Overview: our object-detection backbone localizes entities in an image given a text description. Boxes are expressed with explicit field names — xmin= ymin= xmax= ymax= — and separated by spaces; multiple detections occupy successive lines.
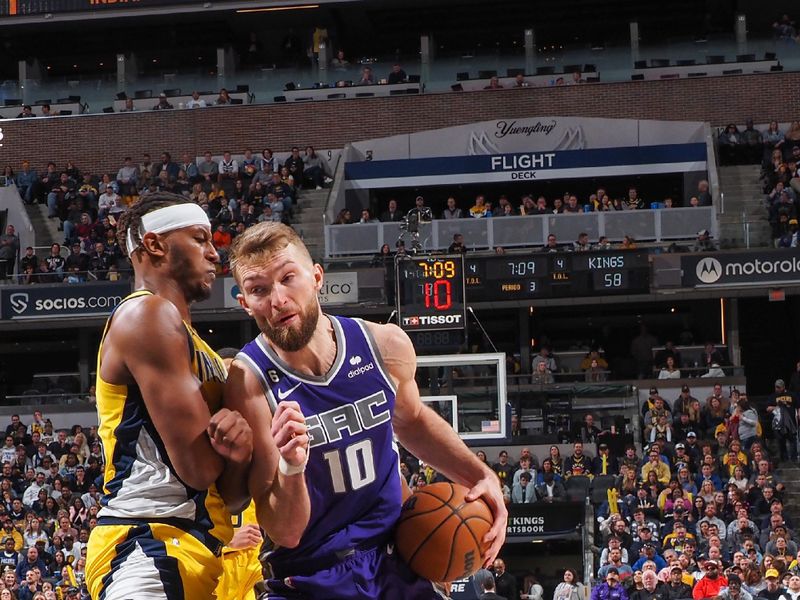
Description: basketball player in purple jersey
xmin=223 ymin=223 xmax=507 ymax=600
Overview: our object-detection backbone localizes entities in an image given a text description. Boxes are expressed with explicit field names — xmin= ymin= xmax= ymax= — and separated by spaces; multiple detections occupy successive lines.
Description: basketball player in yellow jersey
xmin=85 ymin=193 xmax=310 ymax=600
xmin=215 ymin=348 xmax=264 ymax=600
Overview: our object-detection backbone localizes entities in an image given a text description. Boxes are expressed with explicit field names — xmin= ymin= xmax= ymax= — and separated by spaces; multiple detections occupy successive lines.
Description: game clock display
xmin=396 ymin=255 xmax=467 ymax=332
xmin=463 ymin=251 xmax=650 ymax=301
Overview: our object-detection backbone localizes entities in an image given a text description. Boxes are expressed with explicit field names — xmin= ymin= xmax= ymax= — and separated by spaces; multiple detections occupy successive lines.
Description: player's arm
xmin=221 ymin=360 xmax=310 ymax=548
xmin=109 ymin=296 xmax=247 ymax=491
xmin=367 ymin=321 xmax=508 ymax=566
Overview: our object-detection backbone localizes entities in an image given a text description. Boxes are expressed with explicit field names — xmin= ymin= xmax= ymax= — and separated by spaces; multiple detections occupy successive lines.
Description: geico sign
xmin=318 ymin=282 xmax=352 ymax=295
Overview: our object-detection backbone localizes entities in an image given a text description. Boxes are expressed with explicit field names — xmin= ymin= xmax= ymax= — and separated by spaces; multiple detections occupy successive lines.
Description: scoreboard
xmin=396 ymin=255 xmax=467 ymax=332
xmin=464 ymin=251 xmax=650 ymax=301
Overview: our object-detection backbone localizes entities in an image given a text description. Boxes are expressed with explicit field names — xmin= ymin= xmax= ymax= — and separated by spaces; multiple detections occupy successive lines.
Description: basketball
xmin=395 ymin=482 xmax=493 ymax=582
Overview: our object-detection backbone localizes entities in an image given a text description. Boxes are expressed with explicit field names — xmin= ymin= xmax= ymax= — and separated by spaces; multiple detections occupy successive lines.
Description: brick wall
xmin=1 ymin=71 xmax=799 ymax=175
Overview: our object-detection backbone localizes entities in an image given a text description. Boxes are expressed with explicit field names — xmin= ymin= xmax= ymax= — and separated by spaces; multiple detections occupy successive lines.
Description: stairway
xmin=24 ymin=201 xmax=61 ymax=249
xmin=292 ymin=188 xmax=329 ymax=262
xmin=717 ymin=165 xmax=772 ymax=249
xmin=775 ymin=462 xmax=800 ymax=525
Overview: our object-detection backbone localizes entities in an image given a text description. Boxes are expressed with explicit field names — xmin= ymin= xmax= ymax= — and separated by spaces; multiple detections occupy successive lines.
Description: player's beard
xmin=259 ymin=295 xmax=320 ymax=352
xmin=169 ymin=243 xmax=213 ymax=303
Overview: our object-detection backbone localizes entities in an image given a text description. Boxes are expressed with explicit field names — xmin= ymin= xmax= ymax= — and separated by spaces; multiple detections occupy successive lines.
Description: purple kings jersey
xmin=237 ymin=315 xmax=402 ymax=571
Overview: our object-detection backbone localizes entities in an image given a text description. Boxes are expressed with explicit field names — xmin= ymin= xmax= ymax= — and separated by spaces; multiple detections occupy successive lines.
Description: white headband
xmin=126 ymin=203 xmax=211 ymax=254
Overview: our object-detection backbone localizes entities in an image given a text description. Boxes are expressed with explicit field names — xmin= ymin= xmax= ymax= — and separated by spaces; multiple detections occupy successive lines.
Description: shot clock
xmin=396 ymin=255 xmax=467 ymax=333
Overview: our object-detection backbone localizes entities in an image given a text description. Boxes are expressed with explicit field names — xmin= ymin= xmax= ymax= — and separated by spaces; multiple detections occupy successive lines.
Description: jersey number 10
xmin=322 ymin=439 xmax=376 ymax=493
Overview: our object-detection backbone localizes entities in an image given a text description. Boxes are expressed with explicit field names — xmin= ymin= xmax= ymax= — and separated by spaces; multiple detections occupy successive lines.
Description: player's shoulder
xmin=109 ymin=294 xmax=185 ymax=346
xmin=360 ymin=320 xmax=412 ymax=353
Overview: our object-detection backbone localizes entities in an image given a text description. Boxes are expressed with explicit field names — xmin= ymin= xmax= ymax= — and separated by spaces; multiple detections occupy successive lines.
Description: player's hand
xmin=228 ymin=523 xmax=263 ymax=550
xmin=271 ymin=401 xmax=309 ymax=468
xmin=465 ymin=474 xmax=508 ymax=567
xmin=208 ymin=408 xmax=253 ymax=465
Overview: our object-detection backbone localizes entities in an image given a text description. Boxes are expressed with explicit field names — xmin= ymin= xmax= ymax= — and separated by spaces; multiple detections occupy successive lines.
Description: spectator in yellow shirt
xmin=641 ymin=449 xmax=671 ymax=485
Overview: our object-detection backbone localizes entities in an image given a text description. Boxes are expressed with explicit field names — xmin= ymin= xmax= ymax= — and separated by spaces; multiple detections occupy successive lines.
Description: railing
xmin=325 ymin=207 xmax=716 ymax=256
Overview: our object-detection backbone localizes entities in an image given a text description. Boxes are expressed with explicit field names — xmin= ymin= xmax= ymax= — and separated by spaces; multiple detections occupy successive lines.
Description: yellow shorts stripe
xmin=86 ymin=523 xmax=223 ymax=600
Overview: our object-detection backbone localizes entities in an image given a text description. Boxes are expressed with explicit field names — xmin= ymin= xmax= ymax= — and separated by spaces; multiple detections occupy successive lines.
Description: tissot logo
xmin=9 ymin=293 xmax=28 ymax=314
xmin=696 ymin=257 xmax=723 ymax=284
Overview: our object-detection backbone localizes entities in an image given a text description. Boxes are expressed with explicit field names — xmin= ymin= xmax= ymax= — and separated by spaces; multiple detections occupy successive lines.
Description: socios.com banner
xmin=0 ymin=282 xmax=130 ymax=320
xmin=682 ymin=249 xmax=800 ymax=287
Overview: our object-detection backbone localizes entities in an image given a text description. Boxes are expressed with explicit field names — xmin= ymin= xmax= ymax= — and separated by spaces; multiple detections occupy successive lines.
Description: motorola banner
xmin=682 ymin=250 xmax=800 ymax=287
xmin=0 ymin=282 xmax=129 ymax=320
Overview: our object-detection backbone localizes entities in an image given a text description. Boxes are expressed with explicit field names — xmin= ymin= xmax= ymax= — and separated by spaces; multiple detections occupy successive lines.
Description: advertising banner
xmin=0 ymin=282 xmax=129 ymax=320
xmin=681 ymin=250 xmax=800 ymax=287
xmin=505 ymin=502 xmax=584 ymax=543
xmin=223 ymin=273 xmax=359 ymax=308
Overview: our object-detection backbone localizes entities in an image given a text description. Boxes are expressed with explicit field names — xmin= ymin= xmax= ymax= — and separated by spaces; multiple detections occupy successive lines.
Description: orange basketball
xmin=395 ymin=482 xmax=493 ymax=582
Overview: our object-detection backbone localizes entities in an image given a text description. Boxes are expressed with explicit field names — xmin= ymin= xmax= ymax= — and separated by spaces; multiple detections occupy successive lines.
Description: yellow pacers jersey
xmin=217 ymin=502 xmax=263 ymax=600
xmin=95 ymin=290 xmax=233 ymax=547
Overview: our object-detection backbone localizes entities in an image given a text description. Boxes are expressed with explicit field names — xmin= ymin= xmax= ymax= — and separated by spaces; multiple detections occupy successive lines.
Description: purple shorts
xmin=266 ymin=544 xmax=443 ymax=600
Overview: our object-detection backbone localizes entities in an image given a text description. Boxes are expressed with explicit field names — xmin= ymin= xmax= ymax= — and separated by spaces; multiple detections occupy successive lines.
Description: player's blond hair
xmin=229 ymin=222 xmax=313 ymax=284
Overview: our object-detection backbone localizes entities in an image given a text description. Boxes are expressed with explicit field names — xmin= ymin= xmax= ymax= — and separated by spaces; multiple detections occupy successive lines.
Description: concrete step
xmin=24 ymin=202 xmax=61 ymax=248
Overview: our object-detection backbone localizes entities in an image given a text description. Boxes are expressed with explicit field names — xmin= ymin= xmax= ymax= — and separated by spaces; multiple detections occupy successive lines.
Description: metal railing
xmin=325 ymin=207 xmax=717 ymax=256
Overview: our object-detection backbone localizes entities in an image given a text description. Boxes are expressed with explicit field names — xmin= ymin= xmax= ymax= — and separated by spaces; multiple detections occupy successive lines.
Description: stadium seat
xmin=68 ymin=95 xmax=81 ymax=102
xmin=229 ymin=98 xmax=243 ymax=104
xmin=563 ymin=64 xmax=582 ymax=73
xmin=536 ymin=66 xmax=555 ymax=75
xmin=4 ymin=99 xmax=21 ymax=106
xmin=34 ymin=99 xmax=51 ymax=105
xmin=408 ymin=74 xmax=421 ymax=83
xmin=456 ymin=72 xmax=470 ymax=81
xmin=651 ymin=58 xmax=670 ymax=67
xmin=102 ymin=107 xmax=114 ymax=113
xmin=451 ymin=84 xmax=464 ymax=91
xmin=583 ymin=64 xmax=597 ymax=72
xmin=765 ymin=52 xmax=777 ymax=61
xmin=634 ymin=60 xmax=647 ymax=69
xmin=706 ymin=55 xmax=725 ymax=64
xmin=478 ymin=70 xmax=497 ymax=79
xmin=163 ymin=88 xmax=181 ymax=96
xmin=565 ymin=475 xmax=591 ymax=501
xmin=56 ymin=98 xmax=72 ymax=104
xmin=116 ymin=91 xmax=128 ymax=100
xmin=235 ymin=84 xmax=250 ymax=93
xmin=736 ymin=54 xmax=755 ymax=62
xmin=133 ymin=89 xmax=153 ymax=99
xmin=506 ymin=68 xmax=525 ymax=77
xmin=591 ymin=475 xmax=616 ymax=504
xmin=676 ymin=59 xmax=696 ymax=66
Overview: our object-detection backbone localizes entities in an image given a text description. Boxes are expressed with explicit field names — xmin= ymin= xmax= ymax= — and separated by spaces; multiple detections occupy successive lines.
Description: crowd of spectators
xmin=755 ymin=122 xmax=800 ymax=246
xmin=0 ymin=411 xmax=103 ymax=599
xmin=359 ymin=185 xmax=714 ymax=225
xmin=2 ymin=146 xmax=330 ymax=282
xmin=449 ymin=369 xmax=800 ymax=600
xmin=582 ymin=377 xmax=800 ymax=600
